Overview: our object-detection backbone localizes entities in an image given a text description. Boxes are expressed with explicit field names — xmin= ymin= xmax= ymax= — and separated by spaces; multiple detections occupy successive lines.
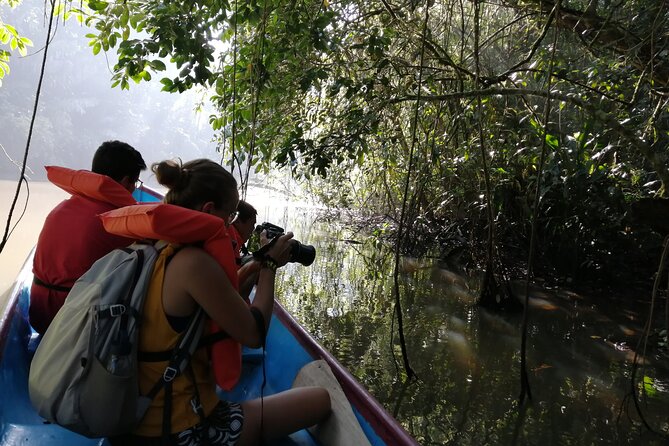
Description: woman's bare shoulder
xmin=168 ymin=245 xmax=219 ymax=273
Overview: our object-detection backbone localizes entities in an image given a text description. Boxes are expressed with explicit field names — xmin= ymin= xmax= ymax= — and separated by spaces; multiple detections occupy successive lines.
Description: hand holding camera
xmin=254 ymin=222 xmax=316 ymax=267
xmin=266 ymin=232 xmax=294 ymax=267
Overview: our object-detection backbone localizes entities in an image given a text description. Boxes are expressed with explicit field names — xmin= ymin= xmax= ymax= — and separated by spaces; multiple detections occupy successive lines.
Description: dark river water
xmin=249 ymin=193 xmax=668 ymax=445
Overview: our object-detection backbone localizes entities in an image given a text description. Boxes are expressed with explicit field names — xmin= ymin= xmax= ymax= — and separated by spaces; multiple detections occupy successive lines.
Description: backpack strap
xmin=162 ymin=379 xmax=173 ymax=444
xmin=156 ymin=364 xmax=209 ymax=445
xmin=137 ymin=323 xmax=231 ymax=362
xmin=115 ymin=247 xmax=145 ymax=354
xmin=184 ymin=364 xmax=209 ymax=445
xmin=135 ymin=308 xmax=206 ymax=430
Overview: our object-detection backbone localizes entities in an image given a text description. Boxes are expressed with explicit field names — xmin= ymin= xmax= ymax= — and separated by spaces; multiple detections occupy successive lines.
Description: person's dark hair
xmin=153 ymin=159 xmax=237 ymax=210
xmin=236 ymin=200 xmax=257 ymax=222
xmin=91 ymin=140 xmax=146 ymax=182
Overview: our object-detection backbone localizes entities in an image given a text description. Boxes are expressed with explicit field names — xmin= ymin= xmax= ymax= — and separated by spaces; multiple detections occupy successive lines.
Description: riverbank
xmin=0 ymin=180 xmax=67 ymax=311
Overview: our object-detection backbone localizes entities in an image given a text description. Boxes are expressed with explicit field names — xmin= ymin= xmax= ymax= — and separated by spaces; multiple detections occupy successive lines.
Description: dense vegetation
xmin=2 ymin=1 xmax=667 ymax=441
xmin=3 ymin=0 xmax=668 ymax=294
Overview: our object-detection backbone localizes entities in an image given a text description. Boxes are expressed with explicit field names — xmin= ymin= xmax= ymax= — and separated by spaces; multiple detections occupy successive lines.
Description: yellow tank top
xmin=134 ymin=244 xmax=220 ymax=436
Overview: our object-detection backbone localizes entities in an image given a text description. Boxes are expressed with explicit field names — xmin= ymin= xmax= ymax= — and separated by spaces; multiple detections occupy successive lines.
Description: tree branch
xmin=390 ymin=87 xmax=669 ymax=192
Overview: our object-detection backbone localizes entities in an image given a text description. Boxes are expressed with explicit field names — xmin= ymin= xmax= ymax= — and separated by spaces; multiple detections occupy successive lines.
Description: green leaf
xmin=87 ymin=0 xmax=109 ymax=12
xmin=0 ymin=31 xmax=10 ymax=45
xmin=150 ymin=60 xmax=166 ymax=71
xmin=120 ymin=10 xmax=129 ymax=27
xmin=545 ymin=134 xmax=559 ymax=149
xmin=642 ymin=376 xmax=657 ymax=397
xmin=0 ymin=61 xmax=10 ymax=76
xmin=4 ymin=24 xmax=18 ymax=37
xmin=129 ymin=14 xmax=142 ymax=28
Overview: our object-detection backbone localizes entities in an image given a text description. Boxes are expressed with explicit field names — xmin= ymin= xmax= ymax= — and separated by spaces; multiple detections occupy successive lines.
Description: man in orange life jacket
xmin=29 ymin=141 xmax=146 ymax=335
xmin=229 ymin=199 xmax=257 ymax=260
xmin=229 ymin=199 xmax=265 ymax=300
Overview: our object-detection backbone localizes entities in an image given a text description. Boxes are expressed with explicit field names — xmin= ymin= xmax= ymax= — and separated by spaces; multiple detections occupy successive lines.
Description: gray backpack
xmin=28 ymin=242 xmax=205 ymax=438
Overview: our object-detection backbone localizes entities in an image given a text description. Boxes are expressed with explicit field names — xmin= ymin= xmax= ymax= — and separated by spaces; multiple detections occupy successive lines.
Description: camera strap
xmin=251 ymin=236 xmax=278 ymax=261
xmin=249 ymin=305 xmax=267 ymax=443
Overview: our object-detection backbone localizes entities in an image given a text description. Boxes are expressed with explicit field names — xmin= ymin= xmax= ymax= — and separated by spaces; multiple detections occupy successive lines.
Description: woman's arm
xmin=237 ymin=259 xmax=262 ymax=301
xmin=162 ymin=234 xmax=294 ymax=347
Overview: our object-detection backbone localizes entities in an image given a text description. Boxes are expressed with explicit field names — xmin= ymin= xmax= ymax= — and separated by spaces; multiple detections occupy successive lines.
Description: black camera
xmin=255 ymin=222 xmax=316 ymax=266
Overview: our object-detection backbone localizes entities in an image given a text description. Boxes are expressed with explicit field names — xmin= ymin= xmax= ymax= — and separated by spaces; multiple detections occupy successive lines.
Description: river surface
xmin=251 ymin=193 xmax=669 ymax=445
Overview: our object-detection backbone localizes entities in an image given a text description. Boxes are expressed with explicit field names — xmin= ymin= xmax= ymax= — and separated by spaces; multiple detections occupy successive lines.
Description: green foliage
xmin=0 ymin=1 xmax=33 ymax=87
xmin=20 ymin=0 xmax=669 ymax=282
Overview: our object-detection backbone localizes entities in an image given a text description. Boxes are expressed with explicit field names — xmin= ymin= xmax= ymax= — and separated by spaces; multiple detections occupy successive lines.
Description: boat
xmin=0 ymin=185 xmax=418 ymax=446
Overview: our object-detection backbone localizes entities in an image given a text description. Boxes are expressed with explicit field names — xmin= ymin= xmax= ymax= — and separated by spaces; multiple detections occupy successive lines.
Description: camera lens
xmin=290 ymin=240 xmax=316 ymax=266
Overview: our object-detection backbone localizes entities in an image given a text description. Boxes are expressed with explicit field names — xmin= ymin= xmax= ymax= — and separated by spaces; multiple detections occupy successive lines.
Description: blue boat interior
xmin=0 ymin=272 xmax=323 ymax=445
xmin=0 ymin=189 xmax=383 ymax=446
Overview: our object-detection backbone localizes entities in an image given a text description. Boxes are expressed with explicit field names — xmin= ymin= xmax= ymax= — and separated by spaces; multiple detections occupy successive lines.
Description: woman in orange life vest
xmin=115 ymin=159 xmax=331 ymax=446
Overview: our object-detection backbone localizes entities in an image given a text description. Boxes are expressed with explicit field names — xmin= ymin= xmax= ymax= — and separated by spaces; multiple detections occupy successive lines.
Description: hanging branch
xmin=241 ymin=0 xmax=269 ymax=199
xmin=222 ymin=0 xmax=243 ymax=184
xmin=525 ymin=0 xmax=669 ymax=87
xmin=0 ymin=0 xmax=56 ymax=255
xmin=626 ymin=234 xmax=669 ymax=437
xmin=391 ymin=87 xmax=669 ymax=193
xmin=483 ymin=4 xmax=559 ymax=86
xmin=518 ymin=0 xmax=562 ymax=406
xmin=472 ymin=0 xmax=500 ymax=310
xmin=390 ymin=0 xmax=432 ymax=382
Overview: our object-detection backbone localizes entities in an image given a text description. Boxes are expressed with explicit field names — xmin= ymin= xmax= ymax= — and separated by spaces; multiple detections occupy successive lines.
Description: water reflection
xmin=253 ymin=198 xmax=668 ymax=445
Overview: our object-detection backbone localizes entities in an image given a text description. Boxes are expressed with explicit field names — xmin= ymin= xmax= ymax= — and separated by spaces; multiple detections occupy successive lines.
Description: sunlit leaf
xmin=642 ymin=376 xmax=657 ymax=397
xmin=545 ymin=134 xmax=559 ymax=149
xmin=88 ymin=0 xmax=109 ymax=12
xmin=4 ymin=24 xmax=18 ymax=37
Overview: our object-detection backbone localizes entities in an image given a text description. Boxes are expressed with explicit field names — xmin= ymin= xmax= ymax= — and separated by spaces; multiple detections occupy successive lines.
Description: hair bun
xmin=152 ymin=158 xmax=237 ymax=211
xmin=152 ymin=159 xmax=187 ymax=190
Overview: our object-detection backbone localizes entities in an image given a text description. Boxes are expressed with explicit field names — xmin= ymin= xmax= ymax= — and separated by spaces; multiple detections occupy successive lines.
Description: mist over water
xmin=0 ymin=0 xmax=219 ymax=184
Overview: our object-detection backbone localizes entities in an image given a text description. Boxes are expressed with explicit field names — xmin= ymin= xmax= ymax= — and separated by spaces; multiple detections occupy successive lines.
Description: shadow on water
xmin=263 ymin=205 xmax=669 ymax=445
